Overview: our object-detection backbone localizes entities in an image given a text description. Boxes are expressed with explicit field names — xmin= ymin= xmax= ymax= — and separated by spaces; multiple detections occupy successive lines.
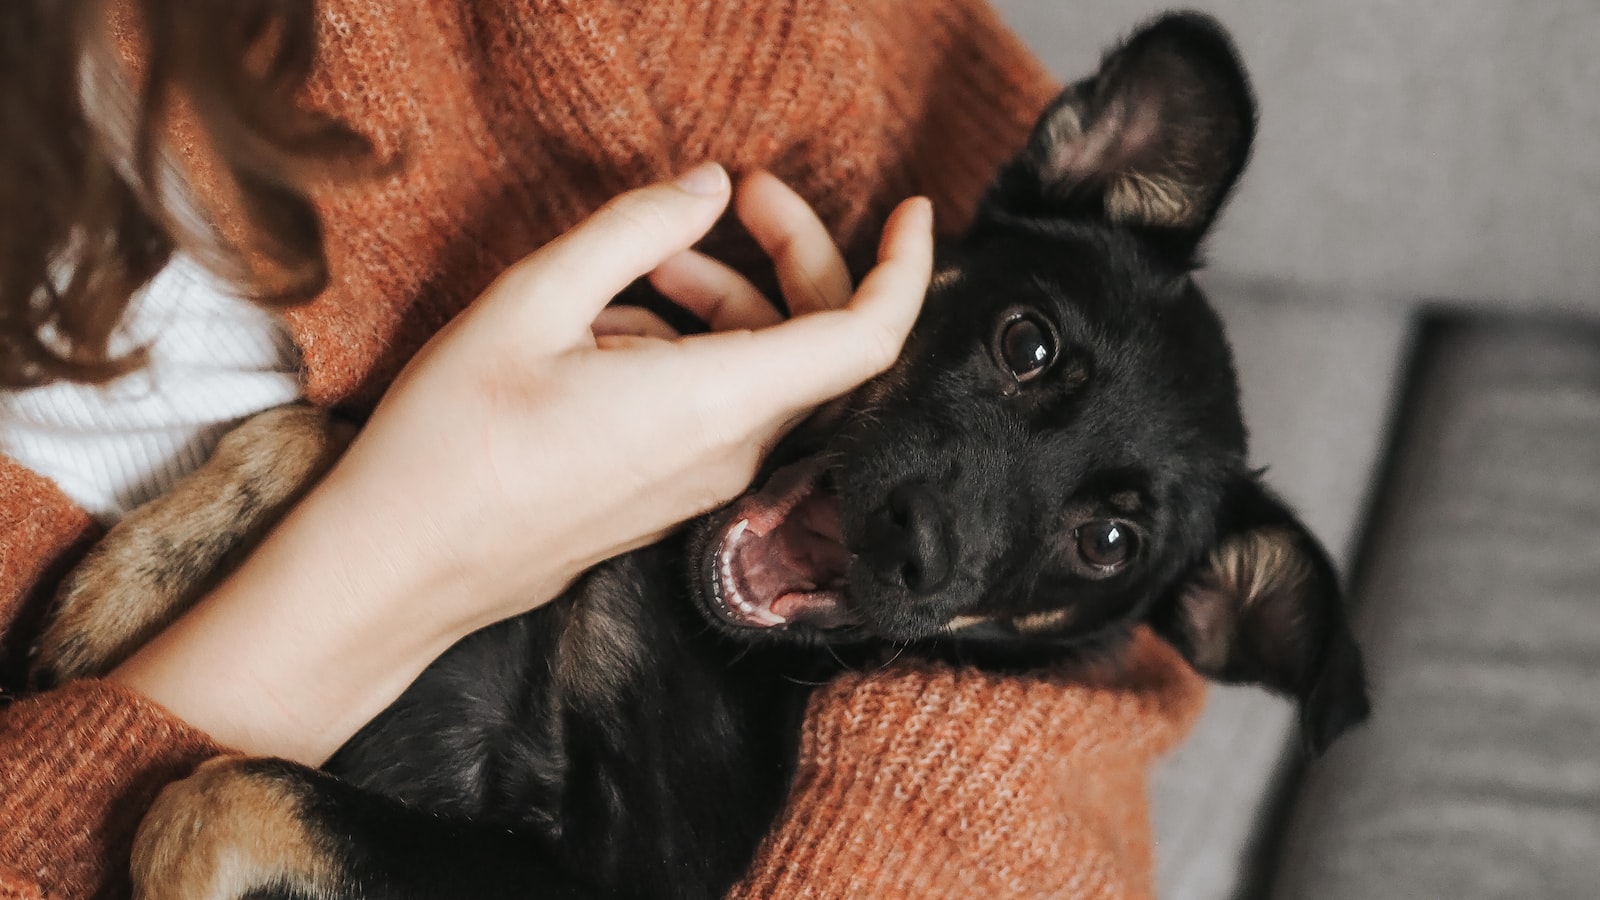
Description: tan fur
xmin=1035 ymin=102 xmax=1088 ymax=187
xmin=1104 ymin=171 xmax=1195 ymax=229
xmin=947 ymin=609 xmax=1075 ymax=635
xmin=1181 ymin=528 xmax=1309 ymax=671
xmin=945 ymin=614 xmax=991 ymax=631
xmin=1010 ymin=607 xmax=1075 ymax=634
xmin=1179 ymin=586 xmax=1232 ymax=672
xmin=1211 ymin=528 xmax=1309 ymax=611
xmin=1108 ymin=491 xmax=1142 ymax=513
xmin=31 ymin=405 xmax=355 ymax=683
xmin=1036 ymin=94 xmax=1197 ymax=228
xmin=131 ymin=758 xmax=344 ymax=900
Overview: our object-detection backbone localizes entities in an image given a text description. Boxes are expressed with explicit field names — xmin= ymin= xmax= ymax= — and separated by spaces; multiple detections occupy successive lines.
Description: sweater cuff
xmin=0 ymin=679 xmax=222 ymax=900
xmin=730 ymin=630 xmax=1205 ymax=899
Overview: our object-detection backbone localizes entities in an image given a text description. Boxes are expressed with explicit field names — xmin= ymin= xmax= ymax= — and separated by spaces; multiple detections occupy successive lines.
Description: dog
xmin=32 ymin=12 xmax=1369 ymax=899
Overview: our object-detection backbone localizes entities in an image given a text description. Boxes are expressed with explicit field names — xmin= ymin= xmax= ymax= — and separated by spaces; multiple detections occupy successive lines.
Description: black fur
xmin=221 ymin=14 xmax=1368 ymax=899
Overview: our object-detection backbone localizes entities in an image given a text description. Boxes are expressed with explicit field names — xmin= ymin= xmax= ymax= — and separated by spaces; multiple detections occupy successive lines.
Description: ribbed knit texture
xmin=0 ymin=3 xmax=1210 ymax=898
xmin=730 ymin=630 xmax=1205 ymax=899
xmin=0 ymin=681 xmax=219 ymax=900
xmin=273 ymin=0 xmax=1061 ymax=408
xmin=0 ymin=255 xmax=302 ymax=524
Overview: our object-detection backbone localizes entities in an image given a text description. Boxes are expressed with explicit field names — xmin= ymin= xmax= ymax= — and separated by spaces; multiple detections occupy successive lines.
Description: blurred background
xmin=990 ymin=2 xmax=1600 ymax=898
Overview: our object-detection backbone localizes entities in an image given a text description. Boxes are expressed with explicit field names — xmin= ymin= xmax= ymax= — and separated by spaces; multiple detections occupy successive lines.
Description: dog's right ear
xmin=1150 ymin=475 xmax=1370 ymax=756
xmin=980 ymin=11 xmax=1257 ymax=262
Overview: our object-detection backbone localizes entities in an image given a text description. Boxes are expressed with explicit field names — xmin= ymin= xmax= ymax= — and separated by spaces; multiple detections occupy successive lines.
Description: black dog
xmin=40 ymin=12 xmax=1368 ymax=900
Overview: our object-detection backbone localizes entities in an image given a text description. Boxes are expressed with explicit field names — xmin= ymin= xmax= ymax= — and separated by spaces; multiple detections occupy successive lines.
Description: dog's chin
xmin=694 ymin=455 xmax=863 ymax=637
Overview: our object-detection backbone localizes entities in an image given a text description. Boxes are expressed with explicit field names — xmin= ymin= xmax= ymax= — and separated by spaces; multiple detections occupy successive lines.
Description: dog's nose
xmin=862 ymin=483 xmax=954 ymax=594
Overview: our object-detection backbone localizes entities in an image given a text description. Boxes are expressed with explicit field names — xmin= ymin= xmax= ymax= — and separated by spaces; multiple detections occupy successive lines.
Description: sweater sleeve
xmin=0 ymin=683 xmax=222 ymax=900
xmin=859 ymin=0 xmax=1063 ymax=235
xmin=730 ymin=630 xmax=1207 ymax=899
xmin=0 ymin=458 xmax=222 ymax=900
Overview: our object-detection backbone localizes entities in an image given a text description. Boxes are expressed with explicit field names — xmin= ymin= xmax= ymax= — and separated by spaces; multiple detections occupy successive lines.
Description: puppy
xmin=33 ymin=12 xmax=1368 ymax=900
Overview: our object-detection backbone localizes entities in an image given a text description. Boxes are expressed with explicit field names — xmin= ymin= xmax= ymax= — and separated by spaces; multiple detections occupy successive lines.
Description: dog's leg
xmin=133 ymin=757 xmax=589 ymax=900
xmin=30 ymin=405 xmax=354 ymax=684
xmin=130 ymin=757 xmax=352 ymax=900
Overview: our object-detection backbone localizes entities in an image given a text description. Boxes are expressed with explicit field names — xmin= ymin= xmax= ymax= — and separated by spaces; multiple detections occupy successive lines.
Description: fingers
xmin=848 ymin=195 xmax=936 ymax=352
xmin=649 ymin=251 xmax=784 ymax=331
xmin=735 ymin=171 xmax=853 ymax=316
xmin=647 ymin=171 xmax=855 ymax=333
xmin=591 ymin=305 xmax=680 ymax=341
xmin=701 ymin=196 xmax=933 ymax=414
xmin=487 ymin=163 xmax=733 ymax=343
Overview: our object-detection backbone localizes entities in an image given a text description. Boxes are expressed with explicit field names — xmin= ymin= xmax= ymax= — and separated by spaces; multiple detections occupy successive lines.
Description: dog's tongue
xmin=770 ymin=589 xmax=856 ymax=628
xmin=714 ymin=458 xmax=854 ymax=630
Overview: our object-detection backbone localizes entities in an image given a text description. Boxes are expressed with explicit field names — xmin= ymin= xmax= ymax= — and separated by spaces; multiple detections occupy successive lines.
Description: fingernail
xmin=909 ymin=196 xmax=934 ymax=229
xmin=675 ymin=162 xmax=729 ymax=196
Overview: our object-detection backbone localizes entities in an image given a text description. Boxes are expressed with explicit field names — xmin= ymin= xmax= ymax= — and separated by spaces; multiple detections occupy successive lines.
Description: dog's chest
xmin=326 ymin=545 xmax=810 ymax=893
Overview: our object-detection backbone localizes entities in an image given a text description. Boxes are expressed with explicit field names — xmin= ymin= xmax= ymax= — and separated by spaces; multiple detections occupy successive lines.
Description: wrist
xmin=106 ymin=473 xmax=495 ymax=765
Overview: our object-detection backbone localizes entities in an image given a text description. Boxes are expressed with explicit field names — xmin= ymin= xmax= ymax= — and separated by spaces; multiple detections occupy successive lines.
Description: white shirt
xmin=0 ymin=254 xmax=304 ymax=524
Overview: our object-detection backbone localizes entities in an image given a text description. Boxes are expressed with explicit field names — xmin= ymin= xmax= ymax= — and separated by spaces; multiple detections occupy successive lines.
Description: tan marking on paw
xmin=32 ymin=405 xmax=355 ymax=683
xmin=131 ymin=758 xmax=346 ymax=900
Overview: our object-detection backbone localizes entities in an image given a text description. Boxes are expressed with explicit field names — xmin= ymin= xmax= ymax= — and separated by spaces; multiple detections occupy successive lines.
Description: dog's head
xmin=691 ymin=12 xmax=1368 ymax=754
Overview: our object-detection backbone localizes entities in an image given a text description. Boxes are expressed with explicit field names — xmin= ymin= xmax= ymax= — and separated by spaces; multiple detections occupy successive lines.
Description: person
xmin=0 ymin=1 xmax=1205 ymax=897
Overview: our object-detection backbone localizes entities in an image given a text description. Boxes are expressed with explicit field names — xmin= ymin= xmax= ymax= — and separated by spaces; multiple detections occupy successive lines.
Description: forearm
xmin=105 ymin=466 xmax=571 ymax=766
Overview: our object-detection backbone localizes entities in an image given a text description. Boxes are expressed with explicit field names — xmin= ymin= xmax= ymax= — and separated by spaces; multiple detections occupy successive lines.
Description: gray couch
xmin=992 ymin=3 xmax=1600 ymax=897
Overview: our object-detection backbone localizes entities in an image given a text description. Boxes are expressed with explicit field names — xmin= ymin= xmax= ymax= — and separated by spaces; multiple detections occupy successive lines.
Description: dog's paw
xmin=131 ymin=757 xmax=351 ymax=900
xmin=31 ymin=405 xmax=354 ymax=684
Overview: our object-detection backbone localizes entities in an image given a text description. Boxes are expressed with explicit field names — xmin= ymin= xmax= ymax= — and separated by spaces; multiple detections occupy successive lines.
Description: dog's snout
xmin=862 ymin=484 xmax=954 ymax=595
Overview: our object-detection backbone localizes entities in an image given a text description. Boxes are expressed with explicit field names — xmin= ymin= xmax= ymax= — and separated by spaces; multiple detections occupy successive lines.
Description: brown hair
xmin=0 ymin=0 xmax=368 ymax=387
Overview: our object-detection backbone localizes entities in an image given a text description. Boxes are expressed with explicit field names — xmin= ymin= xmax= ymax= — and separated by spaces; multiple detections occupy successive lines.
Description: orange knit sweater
xmin=0 ymin=2 xmax=1207 ymax=897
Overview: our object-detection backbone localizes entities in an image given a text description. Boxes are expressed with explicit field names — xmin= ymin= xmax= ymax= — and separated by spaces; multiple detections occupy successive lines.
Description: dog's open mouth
xmin=704 ymin=456 xmax=858 ymax=631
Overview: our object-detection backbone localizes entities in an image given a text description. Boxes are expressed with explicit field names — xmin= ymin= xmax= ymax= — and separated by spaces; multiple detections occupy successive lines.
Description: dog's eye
xmin=996 ymin=314 xmax=1056 ymax=382
xmin=1074 ymin=520 xmax=1137 ymax=574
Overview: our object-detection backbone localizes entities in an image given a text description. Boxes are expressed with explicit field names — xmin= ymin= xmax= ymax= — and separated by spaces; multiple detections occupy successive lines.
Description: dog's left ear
xmin=982 ymin=11 xmax=1256 ymax=261
xmin=1151 ymin=476 xmax=1370 ymax=756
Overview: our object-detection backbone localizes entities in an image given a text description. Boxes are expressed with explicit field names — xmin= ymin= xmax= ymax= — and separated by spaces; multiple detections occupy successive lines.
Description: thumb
xmin=484 ymin=164 xmax=734 ymax=344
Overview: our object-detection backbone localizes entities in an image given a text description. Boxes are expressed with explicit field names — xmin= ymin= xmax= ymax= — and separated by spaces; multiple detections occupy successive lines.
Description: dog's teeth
xmin=712 ymin=517 xmax=785 ymax=626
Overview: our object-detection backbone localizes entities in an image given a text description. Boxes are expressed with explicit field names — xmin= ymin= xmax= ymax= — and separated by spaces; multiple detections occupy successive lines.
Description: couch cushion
xmin=1152 ymin=283 xmax=1413 ymax=900
xmin=1270 ymin=316 xmax=1600 ymax=899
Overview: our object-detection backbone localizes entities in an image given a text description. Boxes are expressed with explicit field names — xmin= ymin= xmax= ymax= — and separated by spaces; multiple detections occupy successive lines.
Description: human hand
xmin=110 ymin=164 xmax=932 ymax=763
xmin=336 ymin=163 xmax=933 ymax=633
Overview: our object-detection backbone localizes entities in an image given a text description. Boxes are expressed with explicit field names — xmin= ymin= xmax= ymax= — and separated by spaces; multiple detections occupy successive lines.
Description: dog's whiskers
xmin=873 ymin=641 xmax=908 ymax=672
